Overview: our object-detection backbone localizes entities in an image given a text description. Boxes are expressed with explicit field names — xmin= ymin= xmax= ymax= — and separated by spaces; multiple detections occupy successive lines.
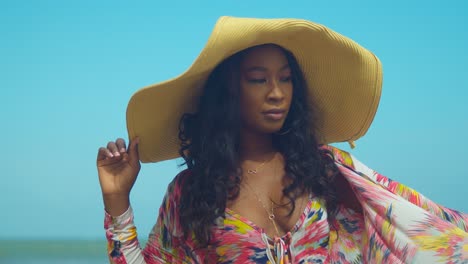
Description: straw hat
xmin=126 ymin=16 xmax=383 ymax=163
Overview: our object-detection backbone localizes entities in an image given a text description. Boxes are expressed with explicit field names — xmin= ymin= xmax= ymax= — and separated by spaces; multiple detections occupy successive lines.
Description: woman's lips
xmin=263 ymin=110 xmax=286 ymax=120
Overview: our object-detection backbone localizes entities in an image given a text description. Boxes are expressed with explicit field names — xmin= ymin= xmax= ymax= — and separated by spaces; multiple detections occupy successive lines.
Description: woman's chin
xmin=243 ymin=121 xmax=286 ymax=135
xmin=261 ymin=125 xmax=286 ymax=135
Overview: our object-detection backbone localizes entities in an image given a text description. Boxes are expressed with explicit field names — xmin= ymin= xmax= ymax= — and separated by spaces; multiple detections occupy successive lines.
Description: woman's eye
xmin=248 ymin=78 xmax=267 ymax=84
xmin=280 ymin=76 xmax=292 ymax=82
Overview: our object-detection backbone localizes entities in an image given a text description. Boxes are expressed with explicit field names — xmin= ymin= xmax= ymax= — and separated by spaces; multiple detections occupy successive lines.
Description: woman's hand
xmin=96 ymin=137 xmax=140 ymax=216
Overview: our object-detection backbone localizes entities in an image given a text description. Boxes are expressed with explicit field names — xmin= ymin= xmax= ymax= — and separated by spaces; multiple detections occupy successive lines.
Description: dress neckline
xmin=224 ymin=193 xmax=314 ymax=240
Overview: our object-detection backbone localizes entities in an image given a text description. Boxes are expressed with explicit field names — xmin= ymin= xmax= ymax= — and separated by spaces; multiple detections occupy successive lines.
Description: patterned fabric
xmin=104 ymin=146 xmax=468 ymax=263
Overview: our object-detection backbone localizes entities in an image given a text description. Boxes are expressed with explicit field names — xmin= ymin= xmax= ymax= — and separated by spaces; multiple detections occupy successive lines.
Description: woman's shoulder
xmin=156 ymin=169 xmax=192 ymax=239
xmin=318 ymin=144 xmax=355 ymax=169
xmin=163 ymin=169 xmax=192 ymax=201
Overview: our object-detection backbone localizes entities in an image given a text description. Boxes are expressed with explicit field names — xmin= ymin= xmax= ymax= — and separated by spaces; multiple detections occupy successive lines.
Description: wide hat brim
xmin=127 ymin=16 xmax=383 ymax=163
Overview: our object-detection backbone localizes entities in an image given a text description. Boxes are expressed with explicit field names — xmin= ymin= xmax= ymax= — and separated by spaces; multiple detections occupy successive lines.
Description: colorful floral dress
xmin=104 ymin=146 xmax=468 ymax=263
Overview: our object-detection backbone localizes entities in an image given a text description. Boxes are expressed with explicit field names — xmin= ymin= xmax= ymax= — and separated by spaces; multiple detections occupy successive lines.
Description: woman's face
xmin=239 ymin=45 xmax=293 ymax=135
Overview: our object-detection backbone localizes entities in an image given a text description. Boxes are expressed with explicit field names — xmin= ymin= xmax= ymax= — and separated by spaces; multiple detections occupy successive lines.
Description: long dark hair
xmin=178 ymin=44 xmax=339 ymax=248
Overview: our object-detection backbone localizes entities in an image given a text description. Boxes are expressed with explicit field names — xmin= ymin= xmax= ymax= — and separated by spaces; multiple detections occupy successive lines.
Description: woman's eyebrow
xmin=245 ymin=64 xmax=290 ymax=72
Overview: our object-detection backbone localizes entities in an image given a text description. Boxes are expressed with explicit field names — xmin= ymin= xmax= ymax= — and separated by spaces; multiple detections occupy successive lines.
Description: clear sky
xmin=1 ymin=0 xmax=467 ymax=239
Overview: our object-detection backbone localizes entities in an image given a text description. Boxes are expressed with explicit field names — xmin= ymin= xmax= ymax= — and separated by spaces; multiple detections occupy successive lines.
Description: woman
xmin=97 ymin=17 xmax=468 ymax=263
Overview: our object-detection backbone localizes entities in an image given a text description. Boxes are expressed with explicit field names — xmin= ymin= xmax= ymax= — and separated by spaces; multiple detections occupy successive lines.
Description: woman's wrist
xmin=103 ymin=193 xmax=130 ymax=217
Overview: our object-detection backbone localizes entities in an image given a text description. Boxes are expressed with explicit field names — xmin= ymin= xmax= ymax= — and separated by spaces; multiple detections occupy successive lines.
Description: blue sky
xmin=1 ymin=0 xmax=467 ymax=239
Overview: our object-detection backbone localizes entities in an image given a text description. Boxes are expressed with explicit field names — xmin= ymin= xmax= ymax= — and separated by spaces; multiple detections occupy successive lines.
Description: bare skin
xmin=96 ymin=137 xmax=140 ymax=216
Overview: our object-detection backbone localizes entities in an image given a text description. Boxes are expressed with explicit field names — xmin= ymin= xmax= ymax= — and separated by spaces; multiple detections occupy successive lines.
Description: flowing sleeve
xmin=325 ymin=145 xmax=468 ymax=263
xmin=104 ymin=170 xmax=199 ymax=264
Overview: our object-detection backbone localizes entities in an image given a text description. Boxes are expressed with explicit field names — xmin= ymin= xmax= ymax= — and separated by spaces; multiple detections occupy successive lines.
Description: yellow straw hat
xmin=126 ymin=16 xmax=383 ymax=163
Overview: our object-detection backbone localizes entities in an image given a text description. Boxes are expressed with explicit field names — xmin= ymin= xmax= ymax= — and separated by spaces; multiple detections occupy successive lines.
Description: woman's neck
xmin=239 ymin=129 xmax=276 ymax=161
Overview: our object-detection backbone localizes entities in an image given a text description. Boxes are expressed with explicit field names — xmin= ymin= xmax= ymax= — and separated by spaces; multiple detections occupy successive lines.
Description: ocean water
xmin=0 ymin=240 xmax=113 ymax=264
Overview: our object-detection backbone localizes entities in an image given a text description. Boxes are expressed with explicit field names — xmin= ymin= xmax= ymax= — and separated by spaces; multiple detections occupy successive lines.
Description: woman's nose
xmin=267 ymin=80 xmax=285 ymax=101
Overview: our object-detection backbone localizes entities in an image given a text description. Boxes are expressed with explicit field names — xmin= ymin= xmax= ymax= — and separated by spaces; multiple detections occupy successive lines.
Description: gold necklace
xmin=244 ymin=156 xmax=282 ymax=237
xmin=246 ymin=160 xmax=267 ymax=174
xmin=245 ymin=152 xmax=275 ymax=174
xmin=244 ymin=180 xmax=281 ymax=237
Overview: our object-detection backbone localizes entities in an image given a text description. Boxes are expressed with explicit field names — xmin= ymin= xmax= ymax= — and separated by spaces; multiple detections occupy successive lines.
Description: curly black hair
xmin=178 ymin=44 xmax=339 ymax=249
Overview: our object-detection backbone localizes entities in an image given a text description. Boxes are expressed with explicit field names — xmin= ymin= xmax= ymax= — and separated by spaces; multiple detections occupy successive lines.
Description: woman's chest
xmin=196 ymin=201 xmax=365 ymax=264
xmin=209 ymin=199 xmax=333 ymax=263
xmin=227 ymin=198 xmax=308 ymax=238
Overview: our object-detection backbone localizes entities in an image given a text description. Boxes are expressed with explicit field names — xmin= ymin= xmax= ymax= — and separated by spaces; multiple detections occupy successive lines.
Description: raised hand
xmin=96 ymin=137 xmax=140 ymax=216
